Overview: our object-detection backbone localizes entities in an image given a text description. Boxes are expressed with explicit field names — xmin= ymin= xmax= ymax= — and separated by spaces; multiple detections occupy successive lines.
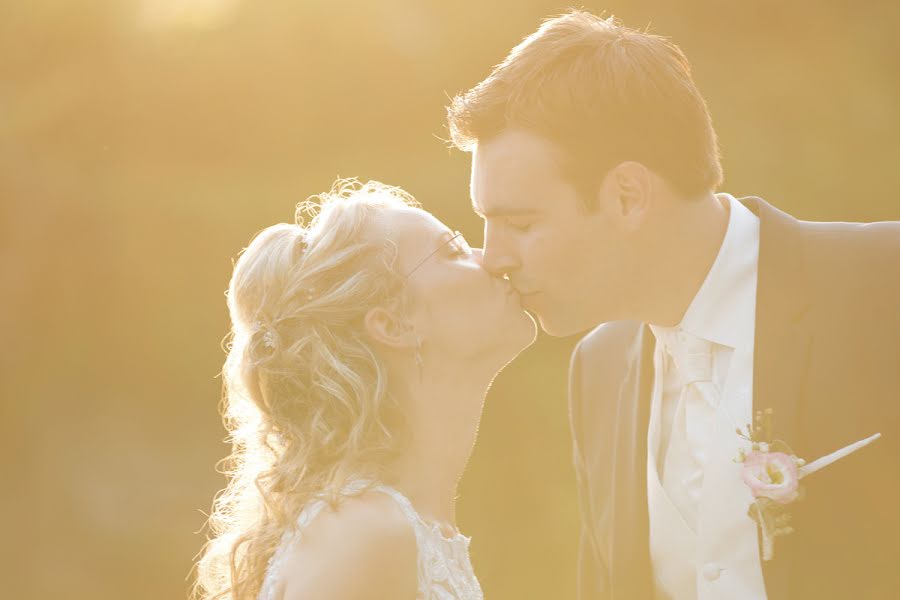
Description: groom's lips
xmin=510 ymin=281 xmax=540 ymax=300
xmin=516 ymin=289 xmax=541 ymax=302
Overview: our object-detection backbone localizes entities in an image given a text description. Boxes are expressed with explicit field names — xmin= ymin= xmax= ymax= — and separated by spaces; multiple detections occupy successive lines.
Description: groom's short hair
xmin=447 ymin=10 xmax=723 ymax=201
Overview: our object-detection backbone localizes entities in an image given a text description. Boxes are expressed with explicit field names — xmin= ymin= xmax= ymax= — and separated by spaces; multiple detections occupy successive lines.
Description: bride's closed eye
xmin=447 ymin=232 xmax=473 ymax=258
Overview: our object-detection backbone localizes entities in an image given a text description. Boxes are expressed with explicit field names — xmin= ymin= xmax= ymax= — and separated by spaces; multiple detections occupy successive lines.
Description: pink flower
xmin=741 ymin=451 xmax=800 ymax=504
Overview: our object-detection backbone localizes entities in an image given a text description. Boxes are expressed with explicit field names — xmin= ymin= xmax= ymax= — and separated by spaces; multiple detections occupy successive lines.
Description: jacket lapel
xmin=604 ymin=198 xmax=814 ymax=598
xmin=610 ymin=324 xmax=655 ymax=598
xmin=742 ymin=197 xmax=813 ymax=599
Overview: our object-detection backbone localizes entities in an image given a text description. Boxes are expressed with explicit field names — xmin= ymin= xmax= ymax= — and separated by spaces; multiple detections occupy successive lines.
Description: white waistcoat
xmin=646 ymin=194 xmax=768 ymax=600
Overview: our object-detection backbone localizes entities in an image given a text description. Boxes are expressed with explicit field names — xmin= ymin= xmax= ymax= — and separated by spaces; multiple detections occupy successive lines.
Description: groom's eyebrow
xmin=471 ymin=202 xmax=541 ymax=218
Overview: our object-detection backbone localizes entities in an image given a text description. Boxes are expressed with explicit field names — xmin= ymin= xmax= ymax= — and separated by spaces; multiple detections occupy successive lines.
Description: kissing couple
xmin=194 ymin=9 xmax=900 ymax=600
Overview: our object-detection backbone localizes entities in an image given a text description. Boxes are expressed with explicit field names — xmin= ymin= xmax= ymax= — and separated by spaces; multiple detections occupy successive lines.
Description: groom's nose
xmin=481 ymin=223 xmax=519 ymax=277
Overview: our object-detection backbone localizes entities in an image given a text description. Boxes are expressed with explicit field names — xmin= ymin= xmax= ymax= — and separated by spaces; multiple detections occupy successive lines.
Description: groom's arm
xmin=570 ymin=340 xmax=610 ymax=600
xmin=574 ymin=446 xmax=609 ymax=599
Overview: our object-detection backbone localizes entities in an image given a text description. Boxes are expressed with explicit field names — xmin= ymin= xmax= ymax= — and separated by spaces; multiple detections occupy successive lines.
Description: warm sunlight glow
xmin=137 ymin=0 xmax=241 ymax=31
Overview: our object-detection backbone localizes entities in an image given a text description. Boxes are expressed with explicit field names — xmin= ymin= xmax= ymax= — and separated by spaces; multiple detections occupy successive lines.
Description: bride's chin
xmin=478 ymin=327 xmax=533 ymax=373
xmin=519 ymin=311 xmax=538 ymax=340
xmin=506 ymin=313 xmax=539 ymax=353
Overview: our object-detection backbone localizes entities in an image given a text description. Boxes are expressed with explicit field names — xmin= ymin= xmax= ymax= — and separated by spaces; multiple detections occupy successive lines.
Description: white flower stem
xmin=798 ymin=433 xmax=882 ymax=479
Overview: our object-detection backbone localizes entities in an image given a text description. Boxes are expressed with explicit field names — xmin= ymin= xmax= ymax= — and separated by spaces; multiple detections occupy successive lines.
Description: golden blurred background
xmin=3 ymin=1 xmax=899 ymax=598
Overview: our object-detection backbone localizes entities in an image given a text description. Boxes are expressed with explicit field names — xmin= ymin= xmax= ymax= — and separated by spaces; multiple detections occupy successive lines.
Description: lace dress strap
xmin=370 ymin=485 xmax=424 ymax=527
xmin=370 ymin=485 xmax=482 ymax=600
xmin=258 ymin=479 xmax=390 ymax=600
xmin=258 ymin=481 xmax=482 ymax=600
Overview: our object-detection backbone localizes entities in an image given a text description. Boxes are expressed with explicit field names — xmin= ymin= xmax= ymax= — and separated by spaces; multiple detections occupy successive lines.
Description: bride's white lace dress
xmin=258 ymin=480 xmax=483 ymax=600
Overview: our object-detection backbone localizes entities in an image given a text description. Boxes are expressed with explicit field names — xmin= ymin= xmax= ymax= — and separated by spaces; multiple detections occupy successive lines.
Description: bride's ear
xmin=363 ymin=306 xmax=417 ymax=350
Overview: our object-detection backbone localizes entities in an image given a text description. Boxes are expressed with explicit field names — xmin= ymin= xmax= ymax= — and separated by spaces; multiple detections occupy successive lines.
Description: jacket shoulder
xmin=572 ymin=320 xmax=644 ymax=364
xmin=796 ymin=219 xmax=900 ymax=291
xmin=568 ymin=321 xmax=644 ymax=435
xmin=798 ymin=218 xmax=900 ymax=248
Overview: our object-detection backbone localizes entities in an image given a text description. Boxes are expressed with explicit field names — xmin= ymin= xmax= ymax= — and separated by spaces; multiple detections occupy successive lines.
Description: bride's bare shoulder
xmin=279 ymin=489 xmax=418 ymax=600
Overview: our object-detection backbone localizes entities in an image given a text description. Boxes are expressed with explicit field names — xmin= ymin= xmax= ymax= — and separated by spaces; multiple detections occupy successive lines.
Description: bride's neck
xmin=384 ymin=361 xmax=493 ymax=528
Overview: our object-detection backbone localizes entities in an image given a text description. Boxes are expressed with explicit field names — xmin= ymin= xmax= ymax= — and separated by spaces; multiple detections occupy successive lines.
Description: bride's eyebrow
xmin=425 ymin=230 xmax=456 ymax=254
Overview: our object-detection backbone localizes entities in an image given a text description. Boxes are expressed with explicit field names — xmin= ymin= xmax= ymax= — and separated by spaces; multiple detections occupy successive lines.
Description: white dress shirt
xmin=646 ymin=194 xmax=768 ymax=600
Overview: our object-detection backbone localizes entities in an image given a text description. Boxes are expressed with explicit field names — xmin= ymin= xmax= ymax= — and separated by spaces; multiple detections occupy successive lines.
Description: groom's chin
xmin=533 ymin=311 xmax=593 ymax=338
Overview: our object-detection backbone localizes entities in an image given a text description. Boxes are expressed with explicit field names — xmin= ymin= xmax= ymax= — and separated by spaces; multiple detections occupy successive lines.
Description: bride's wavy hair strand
xmin=192 ymin=179 xmax=420 ymax=600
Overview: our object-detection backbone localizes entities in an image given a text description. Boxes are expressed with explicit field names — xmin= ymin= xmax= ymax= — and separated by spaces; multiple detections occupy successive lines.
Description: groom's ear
xmin=597 ymin=161 xmax=653 ymax=232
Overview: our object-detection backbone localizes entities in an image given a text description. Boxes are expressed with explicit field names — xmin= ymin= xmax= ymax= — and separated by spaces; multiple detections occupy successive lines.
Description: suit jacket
xmin=569 ymin=197 xmax=900 ymax=599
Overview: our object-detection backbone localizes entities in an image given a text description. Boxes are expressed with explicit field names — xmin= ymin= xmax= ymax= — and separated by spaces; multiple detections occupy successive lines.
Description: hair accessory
xmin=256 ymin=324 xmax=276 ymax=349
xmin=262 ymin=330 xmax=276 ymax=348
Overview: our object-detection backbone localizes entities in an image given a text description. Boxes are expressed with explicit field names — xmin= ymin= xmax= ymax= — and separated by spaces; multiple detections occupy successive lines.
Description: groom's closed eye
xmin=505 ymin=217 xmax=535 ymax=232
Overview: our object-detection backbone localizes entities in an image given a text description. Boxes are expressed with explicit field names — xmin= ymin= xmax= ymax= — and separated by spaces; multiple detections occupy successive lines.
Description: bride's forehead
xmin=380 ymin=207 xmax=448 ymax=244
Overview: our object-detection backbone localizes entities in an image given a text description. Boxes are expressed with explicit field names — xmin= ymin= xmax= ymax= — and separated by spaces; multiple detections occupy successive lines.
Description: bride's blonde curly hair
xmin=193 ymin=180 xmax=420 ymax=600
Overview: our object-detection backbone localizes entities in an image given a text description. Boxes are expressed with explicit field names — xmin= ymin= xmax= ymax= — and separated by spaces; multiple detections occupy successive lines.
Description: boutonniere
xmin=735 ymin=408 xmax=881 ymax=561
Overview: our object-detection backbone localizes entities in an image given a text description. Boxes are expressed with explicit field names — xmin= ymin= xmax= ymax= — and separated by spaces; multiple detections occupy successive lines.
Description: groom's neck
xmin=641 ymin=192 xmax=729 ymax=327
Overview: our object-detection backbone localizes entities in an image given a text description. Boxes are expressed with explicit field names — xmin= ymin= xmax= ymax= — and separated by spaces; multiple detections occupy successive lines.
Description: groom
xmin=447 ymin=10 xmax=900 ymax=600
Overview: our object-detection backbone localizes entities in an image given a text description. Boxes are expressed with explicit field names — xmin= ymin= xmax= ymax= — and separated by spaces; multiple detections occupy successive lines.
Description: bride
xmin=193 ymin=180 xmax=536 ymax=599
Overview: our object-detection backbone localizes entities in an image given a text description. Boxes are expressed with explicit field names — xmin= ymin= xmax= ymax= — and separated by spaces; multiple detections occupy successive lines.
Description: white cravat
xmin=658 ymin=330 xmax=718 ymax=531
